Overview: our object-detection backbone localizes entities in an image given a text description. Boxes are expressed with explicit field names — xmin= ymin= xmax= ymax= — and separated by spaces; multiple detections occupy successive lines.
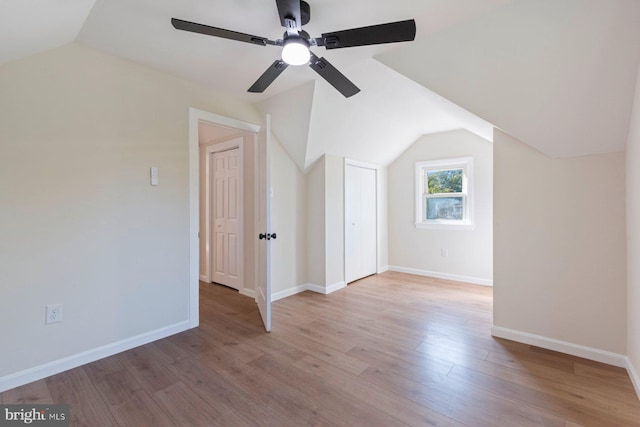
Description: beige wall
xmin=324 ymin=155 xmax=345 ymax=287
xmin=270 ymin=136 xmax=307 ymax=294
xmin=493 ymin=129 xmax=627 ymax=354
xmin=0 ymin=43 xmax=262 ymax=378
xmin=388 ymin=130 xmax=493 ymax=283
xmin=377 ymin=166 xmax=389 ymax=272
xmin=199 ymin=131 xmax=256 ymax=294
xmin=306 ymin=157 xmax=326 ymax=286
xmin=304 ymin=154 xmax=348 ymax=290
xmin=627 ymin=65 xmax=640 ymax=393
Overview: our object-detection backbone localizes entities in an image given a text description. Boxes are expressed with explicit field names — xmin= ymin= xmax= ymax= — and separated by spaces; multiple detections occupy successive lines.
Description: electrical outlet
xmin=46 ymin=304 xmax=62 ymax=324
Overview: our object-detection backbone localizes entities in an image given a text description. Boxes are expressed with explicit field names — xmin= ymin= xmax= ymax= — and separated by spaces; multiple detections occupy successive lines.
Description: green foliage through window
xmin=426 ymin=169 xmax=463 ymax=194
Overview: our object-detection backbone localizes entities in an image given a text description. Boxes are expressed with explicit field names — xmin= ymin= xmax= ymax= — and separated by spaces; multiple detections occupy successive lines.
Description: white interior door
xmin=345 ymin=163 xmax=377 ymax=284
xmin=211 ymin=147 xmax=241 ymax=289
xmin=256 ymin=115 xmax=272 ymax=332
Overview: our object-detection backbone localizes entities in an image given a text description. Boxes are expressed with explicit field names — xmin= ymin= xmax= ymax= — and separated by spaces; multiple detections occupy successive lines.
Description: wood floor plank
xmin=108 ymin=389 xmax=173 ymax=427
xmin=1 ymin=379 xmax=53 ymax=404
xmin=197 ymin=318 xmax=266 ymax=363
xmin=448 ymin=363 xmax=640 ymax=426
xmin=46 ymin=367 xmax=117 ymax=427
xmin=293 ymin=354 xmax=465 ymax=427
xmin=198 ymin=345 xmax=336 ymax=426
xmin=166 ymin=357 xmax=277 ymax=426
xmin=83 ymin=360 xmax=142 ymax=408
xmin=376 ymin=365 xmax=568 ymax=426
xmin=348 ymin=344 xmax=453 ymax=382
xmin=116 ymin=345 xmax=180 ymax=394
xmin=487 ymin=346 xmax=576 ymax=373
xmin=148 ymin=338 xmax=190 ymax=364
xmin=269 ymin=324 xmax=369 ymax=375
xmin=2 ymin=272 xmax=638 ymax=426
xmin=249 ymin=353 xmax=408 ymax=427
xmin=458 ymin=351 xmax=640 ymax=406
xmin=153 ymin=381 xmax=246 ymax=426
xmin=573 ymin=361 xmax=637 ymax=391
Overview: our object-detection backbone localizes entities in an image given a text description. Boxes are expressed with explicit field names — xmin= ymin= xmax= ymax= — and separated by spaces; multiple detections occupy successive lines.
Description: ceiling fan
xmin=171 ymin=0 xmax=416 ymax=97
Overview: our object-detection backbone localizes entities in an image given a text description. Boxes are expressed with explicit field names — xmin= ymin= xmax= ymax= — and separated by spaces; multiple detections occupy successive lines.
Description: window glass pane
xmin=426 ymin=197 xmax=464 ymax=220
xmin=427 ymin=169 xmax=463 ymax=194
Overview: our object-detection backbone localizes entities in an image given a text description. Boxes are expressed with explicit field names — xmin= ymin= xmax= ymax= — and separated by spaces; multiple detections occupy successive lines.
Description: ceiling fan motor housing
xmin=300 ymin=1 xmax=311 ymax=26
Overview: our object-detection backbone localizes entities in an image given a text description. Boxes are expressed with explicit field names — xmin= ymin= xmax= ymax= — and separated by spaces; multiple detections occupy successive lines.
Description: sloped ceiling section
xmin=256 ymin=58 xmax=494 ymax=172
xmin=255 ymin=81 xmax=316 ymax=171
xmin=0 ymin=0 xmax=97 ymax=65
xmin=377 ymin=0 xmax=640 ymax=158
xmin=305 ymin=58 xmax=493 ymax=169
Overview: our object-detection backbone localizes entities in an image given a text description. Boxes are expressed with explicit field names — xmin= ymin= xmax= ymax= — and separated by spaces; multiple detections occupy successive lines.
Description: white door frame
xmin=203 ymin=137 xmax=244 ymax=291
xmin=344 ymin=158 xmax=382 ymax=283
xmin=189 ymin=108 xmax=260 ymax=328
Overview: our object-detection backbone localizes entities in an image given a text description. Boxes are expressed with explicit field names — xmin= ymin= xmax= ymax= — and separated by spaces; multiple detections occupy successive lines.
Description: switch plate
xmin=441 ymin=248 xmax=449 ymax=257
xmin=150 ymin=167 xmax=159 ymax=186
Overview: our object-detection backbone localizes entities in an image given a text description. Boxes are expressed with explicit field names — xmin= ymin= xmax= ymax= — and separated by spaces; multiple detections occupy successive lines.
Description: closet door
xmin=345 ymin=164 xmax=377 ymax=284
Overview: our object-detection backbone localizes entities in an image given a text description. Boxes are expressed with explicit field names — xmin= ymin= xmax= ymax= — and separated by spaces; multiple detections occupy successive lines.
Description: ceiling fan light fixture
xmin=281 ymin=37 xmax=310 ymax=66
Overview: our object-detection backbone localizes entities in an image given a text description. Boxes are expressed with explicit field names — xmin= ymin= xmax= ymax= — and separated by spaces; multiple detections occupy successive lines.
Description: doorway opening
xmin=188 ymin=109 xmax=260 ymax=329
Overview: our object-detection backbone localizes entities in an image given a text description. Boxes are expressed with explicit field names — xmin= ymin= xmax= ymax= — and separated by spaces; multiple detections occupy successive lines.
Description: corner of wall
xmin=625 ymin=63 xmax=640 ymax=400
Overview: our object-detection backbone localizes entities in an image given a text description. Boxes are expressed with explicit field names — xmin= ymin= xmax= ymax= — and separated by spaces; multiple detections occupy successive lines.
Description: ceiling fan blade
xmin=275 ymin=0 xmax=302 ymax=32
xmin=171 ymin=18 xmax=276 ymax=46
xmin=308 ymin=53 xmax=360 ymax=98
xmin=248 ymin=60 xmax=289 ymax=93
xmin=317 ymin=19 xmax=416 ymax=49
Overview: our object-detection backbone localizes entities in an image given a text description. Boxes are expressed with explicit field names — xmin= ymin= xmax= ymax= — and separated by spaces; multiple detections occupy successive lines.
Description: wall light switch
xmin=150 ymin=167 xmax=159 ymax=186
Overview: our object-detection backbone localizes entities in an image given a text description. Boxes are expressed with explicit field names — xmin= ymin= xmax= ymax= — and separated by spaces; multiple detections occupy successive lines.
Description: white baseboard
xmin=271 ymin=282 xmax=347 ymax=299
xmin=0 ymin=320 xmax=191 ymax=393
xmin=491 ymin=326 xmax=627 ymax=368
xmin=239 ymin=288 xmax=256 ymax=299
xmin=378 ymin=265 xmax=390 ymax=274
xmin=625 ymin=357 xmax=640 ymax=400
xmin=199 ymin=274 xmax=208 ymax=282
xmin=305 ymin=283 xmax=326 ymax=294
xmin=388 ymin=265 xmax=493 ymax=286
xmin=325 ymin=281 xmax=346 ymax=294
xmin=272 ymin=285 xmax=308 ymax=302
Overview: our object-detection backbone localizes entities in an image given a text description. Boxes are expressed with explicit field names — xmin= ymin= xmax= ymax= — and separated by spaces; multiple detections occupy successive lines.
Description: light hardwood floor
xmin=2 ymin=271 xmax=639 ymax=426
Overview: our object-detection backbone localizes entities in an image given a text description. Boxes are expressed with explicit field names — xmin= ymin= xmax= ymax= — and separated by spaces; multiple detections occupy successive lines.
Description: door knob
xmin=259 ymin=233 xmax=267 ymax=240
xmin=269 ymin=233 xmax=277 ymax=240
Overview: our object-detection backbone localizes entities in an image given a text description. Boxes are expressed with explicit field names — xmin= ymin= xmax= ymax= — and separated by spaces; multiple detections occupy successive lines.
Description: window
xmin=415 ymin=157 xmax=474 ymax=230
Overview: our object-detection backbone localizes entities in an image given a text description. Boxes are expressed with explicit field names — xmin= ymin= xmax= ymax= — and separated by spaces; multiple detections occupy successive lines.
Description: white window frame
xmin=415 ymin=157 xmax=474 ymax=230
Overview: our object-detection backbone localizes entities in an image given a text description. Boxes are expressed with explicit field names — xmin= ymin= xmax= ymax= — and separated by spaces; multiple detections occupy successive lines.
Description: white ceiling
xmin=0 ymin=0 xmax=96 ymax=64
xmin=377 ymin=0 xmax=640 ymax=157
xmin=2 ymin=0 xmax=640 ymax=164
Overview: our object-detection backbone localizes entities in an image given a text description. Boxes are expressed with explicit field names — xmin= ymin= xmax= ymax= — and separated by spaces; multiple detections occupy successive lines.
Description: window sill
xmin=415 ymin=222 xmax=475 ymax=231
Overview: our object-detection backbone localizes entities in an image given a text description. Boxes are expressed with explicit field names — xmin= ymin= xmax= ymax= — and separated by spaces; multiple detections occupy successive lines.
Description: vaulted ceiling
xmin=3 ymin=0 xmax=640 ymax=167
